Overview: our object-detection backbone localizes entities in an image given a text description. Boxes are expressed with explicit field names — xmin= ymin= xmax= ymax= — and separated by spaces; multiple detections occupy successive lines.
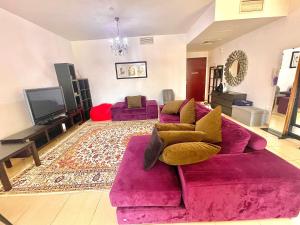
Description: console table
xmin=0 ymin=142 xmax=40 ymax=191
xmin=211 ymin=91 xmax=247 ymax=116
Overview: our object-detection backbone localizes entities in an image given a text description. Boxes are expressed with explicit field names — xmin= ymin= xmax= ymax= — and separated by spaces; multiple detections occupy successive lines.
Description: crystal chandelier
xmin=110 ymin=17 xmax=128 ymax=56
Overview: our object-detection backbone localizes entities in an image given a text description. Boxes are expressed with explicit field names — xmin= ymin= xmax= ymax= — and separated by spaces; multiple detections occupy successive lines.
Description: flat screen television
xmin=25 ymin=87 xmax=66 ymax=124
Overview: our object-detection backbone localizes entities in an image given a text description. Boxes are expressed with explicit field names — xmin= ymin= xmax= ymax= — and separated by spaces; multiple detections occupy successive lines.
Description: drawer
xmin=212 ymin=92 xmax=247 ymax=101
xmin=211 ymin=103 xmax=232 ymax=116
xmin=222 ymin=106 xmax=232 ymax=116
xmin=211 ymin=97 xmax=233 ymax=108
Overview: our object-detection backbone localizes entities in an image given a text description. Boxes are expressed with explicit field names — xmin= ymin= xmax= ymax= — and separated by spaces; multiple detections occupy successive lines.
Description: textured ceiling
xmin=0 ymin=0 xmax=213 ymax=41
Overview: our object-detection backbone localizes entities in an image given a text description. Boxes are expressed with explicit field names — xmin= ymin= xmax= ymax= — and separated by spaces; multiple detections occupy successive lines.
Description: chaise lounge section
xmin=110 ymin=103 xmax=300 ymax=224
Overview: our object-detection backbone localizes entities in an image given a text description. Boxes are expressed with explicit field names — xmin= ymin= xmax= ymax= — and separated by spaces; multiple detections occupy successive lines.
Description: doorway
xmin=186 ymin=58 xmax=207 ymax=101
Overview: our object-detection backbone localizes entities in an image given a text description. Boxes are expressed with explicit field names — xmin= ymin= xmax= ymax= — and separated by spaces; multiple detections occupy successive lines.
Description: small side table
xmin=0 ymin=214 xmax=13 ymax=225
xmin=0 ymin=142 xmax=41 ymax=191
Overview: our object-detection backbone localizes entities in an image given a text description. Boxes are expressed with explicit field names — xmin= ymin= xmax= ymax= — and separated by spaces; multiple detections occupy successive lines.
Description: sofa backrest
xmin=195 ymin=104 xmax=267 ymax=153
xmin=219 ymin=117 xmax=251 ymax=154
xmin=159 ymin=103 xmax=267 ymax=153
xmin=125 ymin=96 xmax=146 ymax=108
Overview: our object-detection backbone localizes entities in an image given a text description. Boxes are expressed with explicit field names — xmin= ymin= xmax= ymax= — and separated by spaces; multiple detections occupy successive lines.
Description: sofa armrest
xmin=146 ymin=100 xmax=158 ymax=119
xmin=159 ymin=105 xmax=164 ymax=112
xmin=146 ymin=100 xmax=158 ymax=107
xmin=111 ymin=102 xmax=126 ymax=110
xmin=245 ymin=129 xmax=267 ymax=152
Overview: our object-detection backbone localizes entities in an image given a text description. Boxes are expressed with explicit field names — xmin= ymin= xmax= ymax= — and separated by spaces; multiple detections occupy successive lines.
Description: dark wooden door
xmin=186 ymin=58 xmax=207 ymax=101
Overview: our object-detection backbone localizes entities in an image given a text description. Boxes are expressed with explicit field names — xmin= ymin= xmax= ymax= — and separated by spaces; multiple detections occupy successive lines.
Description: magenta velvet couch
xmin=110 ymin=103 xmax=300 ymax=224
xmin=111 ymin=96 xmax=158 ymax=121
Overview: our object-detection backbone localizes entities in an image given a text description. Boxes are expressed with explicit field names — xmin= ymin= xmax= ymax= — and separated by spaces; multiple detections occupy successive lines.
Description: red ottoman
xmin=90 ymin=104 xmax=112 ymax=121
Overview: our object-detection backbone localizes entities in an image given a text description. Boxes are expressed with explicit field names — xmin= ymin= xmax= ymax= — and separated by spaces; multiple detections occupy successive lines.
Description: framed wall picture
xmin=115 ymin=61 xmax=147 ymax=79
xmin=290 ymin=51 xmax=300 ymax=68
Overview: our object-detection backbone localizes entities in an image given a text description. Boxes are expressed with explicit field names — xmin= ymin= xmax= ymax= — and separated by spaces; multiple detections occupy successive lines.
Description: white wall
xmin=0 ymin=9 xmax=74 ymax=139
xmin=187 ymin=2 xmax=215 ymax=43
xmin=71 ymin=34 xmax=187 ymax=105
xmin=208 ymin=0 xmax=300 ymax=112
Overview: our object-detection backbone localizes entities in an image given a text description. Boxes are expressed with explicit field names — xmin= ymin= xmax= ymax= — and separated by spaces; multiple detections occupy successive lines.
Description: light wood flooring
xmin=1 ymin=120 xmax=300 ymax=225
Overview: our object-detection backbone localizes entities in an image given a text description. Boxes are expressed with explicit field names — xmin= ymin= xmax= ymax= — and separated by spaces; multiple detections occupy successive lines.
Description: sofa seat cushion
xmin=110 ymin=135 xmax=182 ymax=207
xmin=179 ymin=150 xmax=300 ymax=186
xmin=123 ymin=107 xmax=146 ymax=114
xmin=178 ymin=150 xmax=300 ymax=213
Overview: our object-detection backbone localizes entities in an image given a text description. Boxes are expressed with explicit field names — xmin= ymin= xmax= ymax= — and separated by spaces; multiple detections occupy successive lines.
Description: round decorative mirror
xmin=225 ymin=50 xmax=248 ymax=86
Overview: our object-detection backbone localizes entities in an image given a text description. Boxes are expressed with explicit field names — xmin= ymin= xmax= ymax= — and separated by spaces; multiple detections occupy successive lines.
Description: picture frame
xmin=115 ymin=61 xmax=147 ymax=79
xmin=290 ymin=51 xmax=300 ymax=68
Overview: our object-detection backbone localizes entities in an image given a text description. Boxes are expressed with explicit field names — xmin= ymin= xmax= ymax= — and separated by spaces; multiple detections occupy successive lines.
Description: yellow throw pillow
xmin=127 ymin=96 xmax=142 ymax=108
xmin=158 ymin=131 xmax=206 ymax=147
xmin=180 ymin=98 xmax=196 ymax=124
xmin=161 ymin=100 xmax=184 ymax=114
xmin=195 ymin=106 xmax=222 ymax=143
xmin=155 ymin=123 xmax=195 ymax=131
xmin=159 ymin=142 xmax=221 ymax=166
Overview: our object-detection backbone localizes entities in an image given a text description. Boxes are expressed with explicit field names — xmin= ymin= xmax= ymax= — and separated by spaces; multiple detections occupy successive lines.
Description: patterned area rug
xmin=1 ymin=120 xmax=156 ymax=194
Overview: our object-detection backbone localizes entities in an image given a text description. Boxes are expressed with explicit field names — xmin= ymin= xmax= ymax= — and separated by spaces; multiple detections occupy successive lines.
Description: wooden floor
xmin=1 ymin=120 xmax=300 ymax=225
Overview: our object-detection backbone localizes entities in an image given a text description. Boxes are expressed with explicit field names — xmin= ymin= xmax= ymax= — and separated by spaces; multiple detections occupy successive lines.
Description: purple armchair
xmin=111 ymin=96 xmax=158 ymax=121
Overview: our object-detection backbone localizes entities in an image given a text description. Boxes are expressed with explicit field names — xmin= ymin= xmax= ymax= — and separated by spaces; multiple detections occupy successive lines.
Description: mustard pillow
xmin=161 ymin=100 xmax=184 ymax=114
xmin=158 ymin=131 xmax=206 ymax=147
xmin=180 ymin=98 xmax=196 ymax=124
xmin=127 ymin=96 xmax=142 ymax=108
xmin=159 ymin=142 xmax=221 ymax=166
xmin=195 ymin=106 xmax=222 ymax=143
xmin=155 ymin=123 xmax=195 ymax=131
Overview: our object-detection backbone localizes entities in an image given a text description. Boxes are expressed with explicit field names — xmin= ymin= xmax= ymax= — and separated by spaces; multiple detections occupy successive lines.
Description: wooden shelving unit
xmin=207 ymin=65 xmax=224 ymax=103
xmin=78 ymin=79 xmax=93 ymax=120
xmin=54 ymin=63 xmax=92 ymax=121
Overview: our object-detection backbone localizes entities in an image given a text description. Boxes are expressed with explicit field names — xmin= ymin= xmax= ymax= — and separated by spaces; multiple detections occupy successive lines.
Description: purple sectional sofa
xmin=111 ymin=96 xmax=158 ymax=121
xmin=110 ymin=103 xmax=300 ymax=224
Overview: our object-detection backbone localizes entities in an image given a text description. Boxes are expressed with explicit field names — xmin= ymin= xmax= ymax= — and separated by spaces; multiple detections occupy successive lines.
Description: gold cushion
xmin=155 ymin=123 xmax=195 ymax=131
xmin=127 ymin=96 xmax=142 ymax=108
xmin=158 ymin=131 xmax=206 ymax=147
xmin=180 ymin=98 xmax=196 ymax=124
xmin=161 ymin=100 xmax=184 ymax=114
xmin=159 ymin=142 xmax=221 ymax=166
xmin=195 ymin=106 xmax=222 ymax=143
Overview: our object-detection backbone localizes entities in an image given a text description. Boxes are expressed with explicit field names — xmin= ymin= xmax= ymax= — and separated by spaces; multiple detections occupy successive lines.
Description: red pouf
xmin=90 ymin=103 xmax=112 ymax=121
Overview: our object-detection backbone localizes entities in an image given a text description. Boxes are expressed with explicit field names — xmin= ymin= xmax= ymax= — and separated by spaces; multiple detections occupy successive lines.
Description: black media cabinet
xmin=1 ymin=110 xmax=83 ymax=157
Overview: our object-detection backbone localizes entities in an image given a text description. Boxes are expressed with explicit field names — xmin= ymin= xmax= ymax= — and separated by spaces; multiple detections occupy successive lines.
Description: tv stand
xmin=38 ymin=115 xmax=68 ymax=125
xmin=1 ymin=109 xmax=84 ymax=157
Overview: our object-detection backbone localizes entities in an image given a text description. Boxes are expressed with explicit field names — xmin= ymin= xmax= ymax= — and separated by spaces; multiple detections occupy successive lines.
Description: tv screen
xmin=25 ymin=87 xmax=66 ymax=124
